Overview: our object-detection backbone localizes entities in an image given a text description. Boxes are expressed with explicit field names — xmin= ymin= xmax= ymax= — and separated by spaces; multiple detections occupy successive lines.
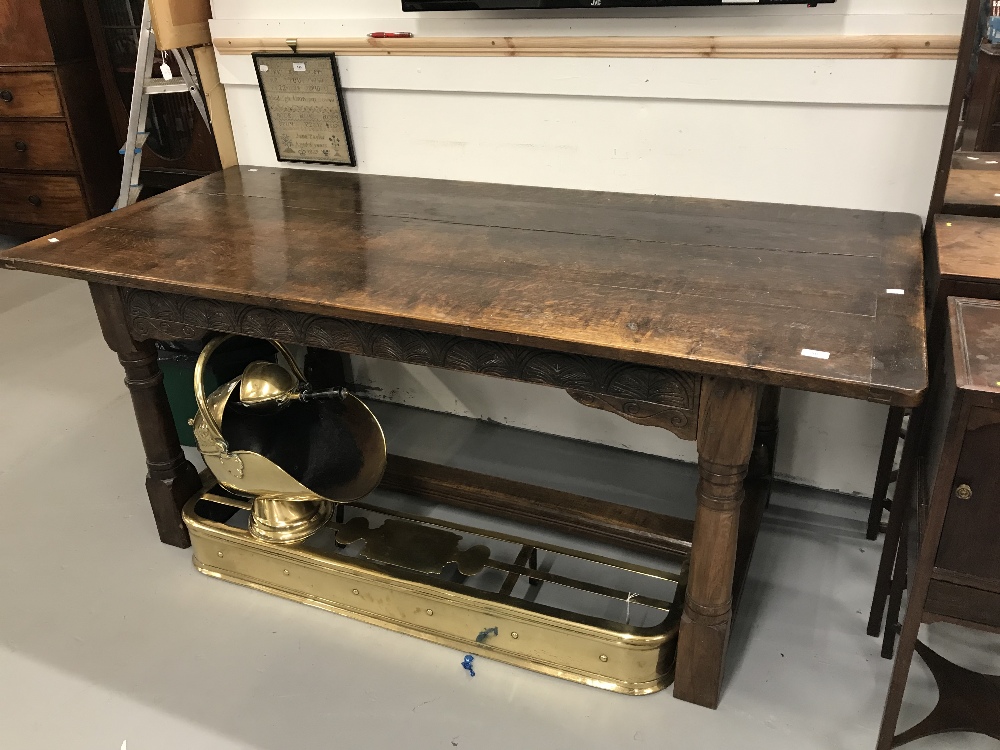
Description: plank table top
xmin=0 ymin=166 xmax=927 ymax=406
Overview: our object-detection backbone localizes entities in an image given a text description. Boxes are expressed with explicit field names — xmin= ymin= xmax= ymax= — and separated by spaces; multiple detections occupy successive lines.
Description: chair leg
xmin=876 ymin=443 xmax=937 ymax=750
xmin=882 ymin=502 xmax=909 ymax=659
xmin=867 ymin=406 xmax=906 ymax=540
xmin=875 ymin=614 xmax=922 ymax=750
xmin=868 ymin=407 xmax=923 ymax=638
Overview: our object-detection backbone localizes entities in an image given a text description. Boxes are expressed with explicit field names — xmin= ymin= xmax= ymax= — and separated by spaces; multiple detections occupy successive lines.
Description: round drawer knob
xmin=14 ymin=141 xmax=27 ymax=152
xmin=27 ymin=195 xmax=41 ymax=207
xmin=0 ymin=90 xmax=12 ymax=103
xmin=955 ymin=484 xmax=973 ymax=501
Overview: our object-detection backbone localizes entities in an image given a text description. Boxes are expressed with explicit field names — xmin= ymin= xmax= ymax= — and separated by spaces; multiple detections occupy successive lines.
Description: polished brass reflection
xmin=336 ymin=516 xmax=492 ymax=575
xmin=184 ymin=491 xmax=685 ymax=695
xmin=239 ymin=360 xmax=302 ymax=406
xmin=191 ymin=334 xmax=387 ymax=544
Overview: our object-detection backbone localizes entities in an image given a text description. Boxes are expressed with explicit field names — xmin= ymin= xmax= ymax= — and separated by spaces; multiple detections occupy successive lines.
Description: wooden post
xmin=89 ymin=283 xmax=201 ymax=548
xmin=192 ymin=46 xmax=238 ymax=169
xmin=674 ymin=376 xmax=761 ymax=708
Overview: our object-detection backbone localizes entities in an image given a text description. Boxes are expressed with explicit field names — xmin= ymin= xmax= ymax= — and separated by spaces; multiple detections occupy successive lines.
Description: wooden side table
xmin=876 ymin=296 xmax=1000 ymax=749
xmin=869 ymin=214 xmax=1000 ymax=650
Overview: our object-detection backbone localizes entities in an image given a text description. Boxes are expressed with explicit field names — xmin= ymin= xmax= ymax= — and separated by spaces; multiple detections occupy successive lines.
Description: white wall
xmin=210 ymin=0 xmax=965 ymax=496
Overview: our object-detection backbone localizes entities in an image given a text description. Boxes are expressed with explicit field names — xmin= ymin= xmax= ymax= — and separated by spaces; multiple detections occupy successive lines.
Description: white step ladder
xmin=114 ymin=0 xmax=212 ymax=210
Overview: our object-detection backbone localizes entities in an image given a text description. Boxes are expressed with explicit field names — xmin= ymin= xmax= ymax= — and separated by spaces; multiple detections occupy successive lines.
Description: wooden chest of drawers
xmin=0 ymin=1 xmax=118 ymax=237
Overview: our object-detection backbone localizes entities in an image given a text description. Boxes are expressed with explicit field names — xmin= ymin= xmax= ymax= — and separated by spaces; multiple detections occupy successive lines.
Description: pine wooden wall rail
xmin=213 ymin=34 xmax=959 ymax=60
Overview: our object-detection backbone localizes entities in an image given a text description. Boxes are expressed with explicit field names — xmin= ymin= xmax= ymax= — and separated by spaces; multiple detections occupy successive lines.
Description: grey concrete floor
xmin=1 ymin=266 xmax=998 ymax=750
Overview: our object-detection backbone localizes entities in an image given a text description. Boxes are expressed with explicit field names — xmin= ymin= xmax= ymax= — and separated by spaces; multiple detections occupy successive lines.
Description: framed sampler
xmin=253 ymin=53 xmax=356 ymax=167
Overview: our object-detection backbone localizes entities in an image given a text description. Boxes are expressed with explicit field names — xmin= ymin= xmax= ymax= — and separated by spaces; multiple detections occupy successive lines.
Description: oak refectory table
xmin=0 ymin=166 xmax=927 ymax=709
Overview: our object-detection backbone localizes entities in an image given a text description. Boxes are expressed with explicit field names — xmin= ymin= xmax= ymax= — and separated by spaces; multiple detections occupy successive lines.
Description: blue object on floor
xmin=462 ymin=655 xmax=476 ymax=677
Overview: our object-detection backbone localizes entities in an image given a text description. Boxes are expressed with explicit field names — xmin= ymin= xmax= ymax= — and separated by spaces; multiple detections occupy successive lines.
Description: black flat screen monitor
xmin=404 ymin=1 xmax=834 ymax=9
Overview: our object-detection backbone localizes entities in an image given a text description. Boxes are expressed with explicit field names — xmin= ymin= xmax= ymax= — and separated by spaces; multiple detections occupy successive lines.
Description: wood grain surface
xmin=944 ymin=169 xmax=1000 ymax=217
xmin=381 ymin=454 xmax=693 ymax=559
xmin=120 ymin=285 xmax=703 ymax=441
xmin=0 ymin=0 xmax=54 ymax=65
xmin=675 ymin=376 xmax=761 ymax=708
xmin=0 ymin=173 xmax=87 ymax=225
xmin=0 ymin=120 xmax=75 ymax=171
xmin=0 ymin=166 xmax=927 ymax=405
xmin=213 ymin=34 xmax=960 ymax=60
xmin=934 ymin=215 xmax=1000 ymax=283
xmin=951 ymin=152 xmax=1000 ymax=170
xmin=89 ymin=283 xmax=202 ymax=547
xmin=0 ymin=70 xmax=62 ymax=118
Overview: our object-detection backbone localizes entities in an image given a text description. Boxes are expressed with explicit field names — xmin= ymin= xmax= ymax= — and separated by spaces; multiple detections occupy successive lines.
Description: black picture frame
xmin=253 ymin=52 xmax=357 ymax=167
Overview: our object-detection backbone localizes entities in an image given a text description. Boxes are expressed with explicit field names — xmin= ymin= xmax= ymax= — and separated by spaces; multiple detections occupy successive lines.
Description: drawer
xmin=936 ymin=416 xmax=1000 ymax=580
xmin=0 ymin=71 xmax=63 ymax=118
xmin=0 ymin=121 xmax=76 ymax=171
xmin=925 ymin=579 xmax=1000 ymax=629
xmin=0 ymin=174 xmax=88 ymax=226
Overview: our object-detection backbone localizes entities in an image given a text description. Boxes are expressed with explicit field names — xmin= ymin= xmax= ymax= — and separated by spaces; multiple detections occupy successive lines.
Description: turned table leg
xmin=732 ymin=385 xmax=781 ymax=611
xmin=674 ymin=376 xmax=761 ymax=708
xmin=89 ymin=283 xmax=202 ymax=548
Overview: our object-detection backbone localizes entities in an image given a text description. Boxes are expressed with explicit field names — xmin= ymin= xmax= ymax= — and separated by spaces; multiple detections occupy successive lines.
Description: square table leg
xmin=674 ymin=376 xmax=762 ymax=708
xmin=89 ymin=283 xmax=202 ymax=548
